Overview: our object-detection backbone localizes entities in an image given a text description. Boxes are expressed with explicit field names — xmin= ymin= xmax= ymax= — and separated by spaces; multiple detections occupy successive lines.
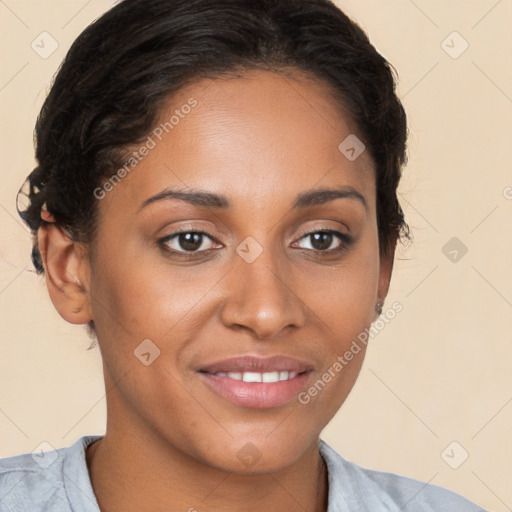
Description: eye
xmin=157 ymin=227 xmax=353 ymax=260
xmin=158 ymin=229 xmax=219 ymax=255
xmin=295 ymin=230 xmax=352 ymax=253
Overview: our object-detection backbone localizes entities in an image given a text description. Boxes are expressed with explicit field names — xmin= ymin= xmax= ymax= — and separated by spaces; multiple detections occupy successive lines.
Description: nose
xmin=219 ymin=245 xmax=306 ymax=339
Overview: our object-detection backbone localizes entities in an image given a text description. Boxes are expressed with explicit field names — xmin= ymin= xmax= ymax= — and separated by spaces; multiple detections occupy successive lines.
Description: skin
xmin=38 ymin=69 xmax=395 ymax=512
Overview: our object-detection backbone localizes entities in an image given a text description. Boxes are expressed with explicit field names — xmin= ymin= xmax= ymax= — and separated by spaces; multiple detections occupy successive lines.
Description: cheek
xmin=88 ymin=237 xmax=224 ymax=381
xmin=300 ymin=237 xmax=380 ymax=336
xmin=295 ymin=234 xmax=379 ymax=397
xmin=89 ymin=236 xmax=189 ymax=336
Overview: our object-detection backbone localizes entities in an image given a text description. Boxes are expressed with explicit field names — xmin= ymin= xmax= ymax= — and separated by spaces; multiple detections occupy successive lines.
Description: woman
xmin=0 ymin=0 xmax=486 ymax=510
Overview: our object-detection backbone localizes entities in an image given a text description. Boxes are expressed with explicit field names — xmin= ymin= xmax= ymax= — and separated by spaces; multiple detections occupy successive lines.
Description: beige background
xmin=1 ymin=1 xmax=511 ymax=510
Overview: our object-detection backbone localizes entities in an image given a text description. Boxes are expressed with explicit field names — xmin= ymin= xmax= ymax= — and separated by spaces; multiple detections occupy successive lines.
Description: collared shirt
xmin=0 ymin=435 xmax=487 ymax=511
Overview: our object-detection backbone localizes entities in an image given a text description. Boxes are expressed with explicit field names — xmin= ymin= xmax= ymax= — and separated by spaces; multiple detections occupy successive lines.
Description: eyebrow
xmin=294 ymin=186 xmax=367 ymax=211
xmin=138 ymin=185 xmax=367 ymax=212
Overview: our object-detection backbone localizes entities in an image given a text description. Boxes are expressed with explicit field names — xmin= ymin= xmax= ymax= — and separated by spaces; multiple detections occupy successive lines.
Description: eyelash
xmin=157 ymin=227 xmax=353 ymax=260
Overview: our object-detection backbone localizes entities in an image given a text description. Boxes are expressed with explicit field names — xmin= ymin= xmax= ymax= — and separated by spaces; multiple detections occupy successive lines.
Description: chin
xmin=194 ymin=431 xmax=318 ymax=474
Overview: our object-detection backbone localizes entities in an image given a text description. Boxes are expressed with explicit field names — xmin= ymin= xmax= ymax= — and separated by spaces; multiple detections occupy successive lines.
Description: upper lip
xmin=199 ymin=355 xmax=314 ymax=374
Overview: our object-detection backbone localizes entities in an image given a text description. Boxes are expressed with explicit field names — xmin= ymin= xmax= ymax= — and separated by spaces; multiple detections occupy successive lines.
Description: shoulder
xmin=0 ymin=436 xmax=102 ymax=512
xmin=319 ymin=440 xmax=488 ymax=512
xmin=0 ymin=444 xmax=69 ymax=511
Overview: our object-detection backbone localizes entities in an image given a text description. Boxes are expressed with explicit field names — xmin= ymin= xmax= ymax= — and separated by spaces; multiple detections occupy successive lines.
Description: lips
xmin=199 ymin=355 xmax=313 ymax=374
xmin=197 ymin=355 xmax=314 ymax=409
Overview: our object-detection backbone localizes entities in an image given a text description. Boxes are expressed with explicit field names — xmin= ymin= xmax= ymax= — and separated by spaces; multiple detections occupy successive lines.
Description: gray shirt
xmin=0 ymin=435 xmax=486 ymax=511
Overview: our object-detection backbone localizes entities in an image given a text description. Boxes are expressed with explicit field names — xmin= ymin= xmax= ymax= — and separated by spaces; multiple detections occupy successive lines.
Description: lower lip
xmin=199 ymin=372 xmax=312 ymax=409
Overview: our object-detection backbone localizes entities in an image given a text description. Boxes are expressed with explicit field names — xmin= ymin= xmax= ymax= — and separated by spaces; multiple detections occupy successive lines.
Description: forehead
xmin=98 ymin=69 xmax=375 ymax=217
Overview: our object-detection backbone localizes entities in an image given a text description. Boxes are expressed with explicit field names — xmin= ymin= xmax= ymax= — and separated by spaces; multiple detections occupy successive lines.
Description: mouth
xmin=199 ymin=370 xmax=307 ymax=383
xmin=197 ymin=355 xmax=314 ymax=409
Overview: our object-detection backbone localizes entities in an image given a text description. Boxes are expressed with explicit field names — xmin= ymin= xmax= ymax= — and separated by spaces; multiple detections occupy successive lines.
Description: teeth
xmin=242 ymin=372 xmax=262 ymax=383
xmin=214 ymin=371 xmax=298 ymax=382
xmin=262 ymin=371 xmax=280 ymax=383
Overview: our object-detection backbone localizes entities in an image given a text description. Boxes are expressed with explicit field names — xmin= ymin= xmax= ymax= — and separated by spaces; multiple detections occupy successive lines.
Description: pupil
xmin=311 ymin=232 xmax=332 ymax=251
xmin=179 ymin=232 xmax=202 ymax=251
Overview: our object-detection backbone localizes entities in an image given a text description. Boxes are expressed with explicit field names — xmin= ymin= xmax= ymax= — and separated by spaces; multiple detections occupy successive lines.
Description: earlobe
xmin=37 ymin=223 xmax=92 ymax=325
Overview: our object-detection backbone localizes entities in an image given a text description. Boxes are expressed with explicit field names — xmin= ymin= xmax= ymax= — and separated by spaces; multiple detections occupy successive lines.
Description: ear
xmin=37 ymin=223 xmax=92 ymax=325
xmin=376 ymin=238 xmax=397 ymax=318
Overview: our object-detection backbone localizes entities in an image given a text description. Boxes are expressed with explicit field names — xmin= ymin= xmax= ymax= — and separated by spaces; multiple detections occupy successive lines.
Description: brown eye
xmin=309 ymin=232 xmax=334 ymax=251
xmin=296 ymin=230 xmax=350 ymax=252
xmin=176 ymin=232 xmax=204 ymax=252
xmin=159 ymin=230 xmax=218 ymax=254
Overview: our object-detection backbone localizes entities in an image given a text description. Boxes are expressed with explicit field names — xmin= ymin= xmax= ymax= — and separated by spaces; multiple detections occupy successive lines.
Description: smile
xmin=207 ymin=370 xmax=300 ymax=382
xmin=197 ymin=355 xmax=314 ymax=408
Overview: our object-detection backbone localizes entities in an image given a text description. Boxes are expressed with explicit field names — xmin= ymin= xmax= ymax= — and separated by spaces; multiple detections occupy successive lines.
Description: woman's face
xmin=86 ymin=69 xmax=393 ymax=472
